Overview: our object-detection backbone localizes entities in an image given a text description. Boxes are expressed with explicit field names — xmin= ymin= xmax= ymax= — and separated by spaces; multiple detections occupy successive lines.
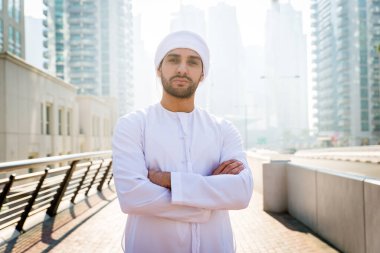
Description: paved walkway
xmin=0 ymin=186 xmax=339 ymax=253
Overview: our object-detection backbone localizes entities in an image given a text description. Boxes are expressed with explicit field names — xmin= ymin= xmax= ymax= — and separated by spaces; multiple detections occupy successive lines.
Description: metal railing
xmin=0 ymin=151 xmax=113 ymax=232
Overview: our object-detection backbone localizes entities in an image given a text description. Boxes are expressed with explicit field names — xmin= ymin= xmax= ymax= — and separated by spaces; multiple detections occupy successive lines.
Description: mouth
xmin=171 ymin=77 xmax=191 ymax=85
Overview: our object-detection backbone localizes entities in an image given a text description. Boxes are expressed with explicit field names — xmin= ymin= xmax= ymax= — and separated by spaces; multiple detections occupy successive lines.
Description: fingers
xmin=219 ymin=161 xmax=243 ymax=175
xmin=228 ymin=165 xmax=244 ymax=175
xmin=212 ymin=160 xmax=244 ymax=175
xmin=212 ymin=160 xmax=236 ymax=175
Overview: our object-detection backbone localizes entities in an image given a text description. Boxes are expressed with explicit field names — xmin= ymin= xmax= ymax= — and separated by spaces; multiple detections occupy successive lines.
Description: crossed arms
xmin=148 ymin=159 xmax=245 ymax=189
xmin=112 ymin=113 xmax=253 ymax=223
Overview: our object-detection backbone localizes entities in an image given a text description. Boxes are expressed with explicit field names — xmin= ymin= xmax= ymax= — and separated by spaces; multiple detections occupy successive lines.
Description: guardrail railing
xmin=0 ymin=151 xmax=113 ymax=232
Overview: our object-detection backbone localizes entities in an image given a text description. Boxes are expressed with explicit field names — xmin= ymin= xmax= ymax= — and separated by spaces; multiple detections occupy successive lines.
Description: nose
xmin=176 ymin=61 xmax=188 ymax=76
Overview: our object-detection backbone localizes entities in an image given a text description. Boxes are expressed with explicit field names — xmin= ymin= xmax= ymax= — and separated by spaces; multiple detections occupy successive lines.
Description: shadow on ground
xmin=0 ymin=187 xmax=116 ymax=253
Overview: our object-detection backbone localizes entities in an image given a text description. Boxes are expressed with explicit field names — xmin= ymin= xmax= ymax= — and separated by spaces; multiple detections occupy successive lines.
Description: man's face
xmin=157 ymin=48 xmax=204 ymax=99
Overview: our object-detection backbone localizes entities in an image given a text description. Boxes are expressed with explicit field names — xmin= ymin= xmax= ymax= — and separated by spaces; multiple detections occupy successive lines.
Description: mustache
xmin=169 ymin=75 xmax=192 ymax=82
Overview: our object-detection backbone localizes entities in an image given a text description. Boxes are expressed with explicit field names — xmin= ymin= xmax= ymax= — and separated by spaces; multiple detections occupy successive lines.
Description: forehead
xmin=165 ymin=48 xmax=201 ymax=59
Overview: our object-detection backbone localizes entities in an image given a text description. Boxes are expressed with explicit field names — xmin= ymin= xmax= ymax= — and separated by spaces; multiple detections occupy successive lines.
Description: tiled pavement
xmin=0 ymin=187 xmax=339 ymax=253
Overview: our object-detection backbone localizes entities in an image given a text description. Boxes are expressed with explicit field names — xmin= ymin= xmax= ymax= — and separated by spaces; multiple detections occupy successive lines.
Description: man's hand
xmin=212 ymin=159 xmax=244 ymax=175
xmin=148 ymin=170 xmax=171 ymax=189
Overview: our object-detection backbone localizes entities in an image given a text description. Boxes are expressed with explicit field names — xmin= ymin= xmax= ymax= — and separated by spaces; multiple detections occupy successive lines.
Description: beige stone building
xmin=0 ymin=52 xmax=117 ymax=162
xmin=76 ymin=96 xmax=117 ymax=153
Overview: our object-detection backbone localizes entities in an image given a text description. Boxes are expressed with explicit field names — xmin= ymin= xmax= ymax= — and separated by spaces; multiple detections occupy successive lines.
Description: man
xmin=112 ymin=30 xmax=253 ymax=253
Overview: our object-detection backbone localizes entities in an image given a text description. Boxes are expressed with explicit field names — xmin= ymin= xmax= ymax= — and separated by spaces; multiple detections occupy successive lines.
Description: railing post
xmin=107 ymin=174 xmax=113 ymax=185
xmin=97 ymin=161 xmax=112 ymax=191
xmin=84 ymin=160 xmax=103 ymax=196
xmin=16 ymin=169 xmax=49 ymax=232
xmin=47 ymin=160 xmax=79 ymax=217
xmin=0 ymin=174 xmax=16 ymax=211
xmin=70 ymin=162 xmax=92 ymax=203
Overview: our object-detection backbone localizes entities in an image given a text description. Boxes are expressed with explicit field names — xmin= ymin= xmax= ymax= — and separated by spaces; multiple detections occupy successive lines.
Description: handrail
xmin=0 ymin=151 xmax=113 ymax=233
xmin=0 ymin=151 xmax=112 ymax=172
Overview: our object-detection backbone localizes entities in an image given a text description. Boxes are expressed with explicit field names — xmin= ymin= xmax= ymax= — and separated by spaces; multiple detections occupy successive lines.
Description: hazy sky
xmin=25 ymin=0 xmax=310 ymax=53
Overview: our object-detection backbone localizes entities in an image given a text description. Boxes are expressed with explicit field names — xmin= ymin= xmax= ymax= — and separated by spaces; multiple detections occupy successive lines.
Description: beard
xmin=160 ymin=72 xmax=201 ymax=99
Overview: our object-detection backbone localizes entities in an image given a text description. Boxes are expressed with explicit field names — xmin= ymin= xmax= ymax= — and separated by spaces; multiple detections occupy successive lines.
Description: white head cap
xmin=154 ymin=31 xmax=210 ymax=78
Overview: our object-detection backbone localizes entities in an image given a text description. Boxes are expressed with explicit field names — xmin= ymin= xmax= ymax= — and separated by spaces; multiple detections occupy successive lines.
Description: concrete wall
xmin=77 ymin=96 xmax=117 ymax=152
xmin=263 ymin=162 xmax=287 ymax=213
xmin=0 ymin=53 xmax=77 ymax=161
xmin=364 ymin=178 xmax=380 ymax=253
xmin=0 ymin=53 xmax=117 ymax=162
xmin=317 ymin=170 xmax=365 ymax=253
xmin=287 ymin=164 xmax=317 ymax=231
xmin=248 ymin=153 xmax=380 ymax=253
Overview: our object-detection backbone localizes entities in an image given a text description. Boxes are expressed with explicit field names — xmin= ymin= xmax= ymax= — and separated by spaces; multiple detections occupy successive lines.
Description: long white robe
xmin=112 ymin=103 xmax=253 ymax=253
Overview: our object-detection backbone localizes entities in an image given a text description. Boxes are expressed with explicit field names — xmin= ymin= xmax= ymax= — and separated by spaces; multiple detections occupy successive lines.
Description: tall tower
xmin=207 ymin=2 xmax=245 ymax=117
xmin=311 ymin=0 xmax=375 ymax=146
xmin=264 ymin=1 xmax=308 ymax=148
xmin=0 ymin=0 xmax=25 ymax=58
xmin=43 ymin=0 xmax=134 ymax=115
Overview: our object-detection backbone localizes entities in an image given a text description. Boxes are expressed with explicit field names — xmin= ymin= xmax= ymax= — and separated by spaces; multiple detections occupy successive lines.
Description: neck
xmin=160 ymin=93 xmax=195 ymax=112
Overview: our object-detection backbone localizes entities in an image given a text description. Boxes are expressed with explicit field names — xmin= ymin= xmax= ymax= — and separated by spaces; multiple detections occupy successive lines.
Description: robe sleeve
xmin=112 ymin=113 xmax=211 ymax=223
xmin=171 ymin=120 xmax=254 ymax=210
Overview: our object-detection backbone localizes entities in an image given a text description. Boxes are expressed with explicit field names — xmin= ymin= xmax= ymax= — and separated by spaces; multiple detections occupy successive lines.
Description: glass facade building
xmin=0 ymin=0 xmax=24 ymax=58
xmin=43 ymin=0 xmax=134 ymax=115
xmin=311 ymin=0 xmax=380 ymax=145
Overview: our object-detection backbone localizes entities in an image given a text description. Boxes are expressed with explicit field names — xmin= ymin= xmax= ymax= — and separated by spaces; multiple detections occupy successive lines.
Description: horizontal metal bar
xmin=32 ymin=198 xmax=55 ymax=211
xmin=0 ymin=208 xmax=24 ymax=222
xmin=39 ymin=190 xmax=59 ymax=198
xmin=14 ymin=170 xmax=46 ymax=181
xmin=0 ymin=217 xmax=21 ymax=230
xmin=4 ymin=194 xmax=31 ymax=206
xmin=0 ymin=178 xmax=10 ymax=184
xmin=0 ymin=151 xmax=111 ymax=172
xmin=47 ymin=166 xmax=71 ymax=174
xmin=29 ymin=204 xmax=52 ymax=217
xmin=61 ymin=193 xmax=75 ymax=201
xmin=34 ymin=191 xmax=56 ymax=203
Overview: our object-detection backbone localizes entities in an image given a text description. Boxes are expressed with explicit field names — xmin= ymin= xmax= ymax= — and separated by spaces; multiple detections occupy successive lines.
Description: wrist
xmin=162 ymin=172 xmax=171 ymax=189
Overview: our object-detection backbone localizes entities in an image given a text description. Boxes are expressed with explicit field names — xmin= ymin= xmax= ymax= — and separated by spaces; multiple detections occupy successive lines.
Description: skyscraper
xmin=311 ymin=0 xmax=377 ymax=146
xmin=43 ymin=0 xmax=133 ymax=115
xmin=207 ymin=2 xmax=245 ymax=118
xmin=0 ymin=0 xmax=25 ymax=58
xmin=264 ymin=1 xmax=308 ymax=148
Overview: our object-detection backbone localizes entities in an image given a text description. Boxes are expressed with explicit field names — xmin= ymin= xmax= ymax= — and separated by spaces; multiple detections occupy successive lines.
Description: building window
xmin=92 ymin=116 xmax=99 ymax=136
xmin=8 ymin=25 xmax=14 ymax=53
xmin=14 ymin=0 xmax=20 ymax=22
xmin=46 ymin=104 xmax=52 ymax=135
xmin=0 ymin=19 xmax=3 ymax=51
xmin=40 ymin=103 xmax=44 ymax=134
xmin=15 ymin=30 xmax=21 ymax=56
xmin=8 ymin=0 xmax=13 ymax=18
xmin=361 ymin=122 xmax=369 ymax=132
xmin=58 ymin=108 xmax=63 ymax=135
xmin=67 ymin=110 xmax=71 ymax=136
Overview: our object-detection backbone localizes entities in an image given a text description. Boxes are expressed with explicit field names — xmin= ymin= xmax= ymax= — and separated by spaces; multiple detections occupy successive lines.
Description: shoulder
xmin=115 ymin=104 xmax=160 ymax=133
xmin=196 ymin=107 xmax=225 ymax=125
xmin=196 ymin=107 xmax=235 ymax=130
xmin=117 ymin=104 xmax=158 ymax=124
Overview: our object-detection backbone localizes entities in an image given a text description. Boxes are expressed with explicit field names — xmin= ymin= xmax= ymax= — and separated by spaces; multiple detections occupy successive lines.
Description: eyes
xmin=166 ymin=57 xmax=201 ymax=67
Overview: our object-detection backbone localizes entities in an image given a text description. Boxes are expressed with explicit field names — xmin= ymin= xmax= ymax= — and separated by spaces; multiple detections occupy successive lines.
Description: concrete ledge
xmin=317 ymin=170 xmax=365 ymax=253
xmin=263 ymin=161 xmax=287 ymax=213
xmin=364 ymin=178 xmax=380 ymax=253
xmin=287 ymin=163 xmax=317 ymax=231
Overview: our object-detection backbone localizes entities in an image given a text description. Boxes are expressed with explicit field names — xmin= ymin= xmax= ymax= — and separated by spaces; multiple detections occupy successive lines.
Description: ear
xmin=156 ymin=68 xmax=162 ymax=78
xmin=200 ymin=73 xmax=204 ymax=82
